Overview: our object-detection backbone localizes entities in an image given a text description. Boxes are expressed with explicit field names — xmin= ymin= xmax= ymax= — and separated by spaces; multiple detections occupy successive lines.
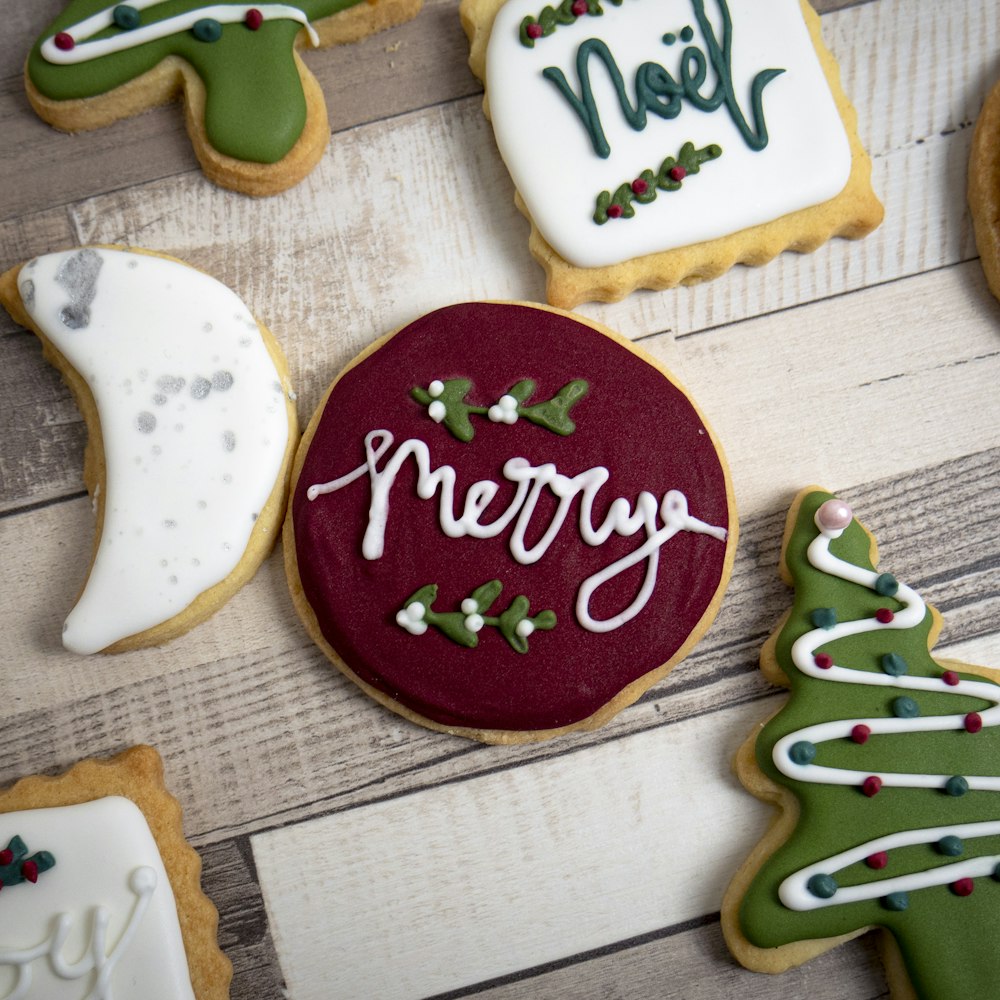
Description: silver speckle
xmin=136 ymin=411 xmax=156 ymax=433
xmin=157 ymin=374 xmax=185 ymax=394
xmin=190 ymin=376 xmax=211 ymax=400
xmin=168 ymin=575 xmax=178 ymax=584
xmin=127 ymin=259 xmax=138 ymax=269
xmin=151 ymin=445 xmax=162 ymax=456
xmin=238 ymin=336 xmax=252 ymax=347
xmin=222 ymin=473 xmax=232 ymax=484
xmin=203 ymin=322 xmax=213 ymax=333
xmin=251 ymin=512 xmax=258 ymax=522
xmin=163 ymin=519 xmax=177 ymax=529
xmin=60 ymin=305 xmax=90 ymax=329
xmin=160 ymin=559 xmax=168 ymax=567
xmin=197 ymin=500 xmax=207 ymax=509
xmin=192 ymin=558 xmax=200 ymax=567
xmin=21 ymin=279 xmax=35 ymax=309
xmin=222 ymin=430 xmax=236 ymax=452
xmin=55 ymin=249 xmax=103 ymax=329
xmin=153 ymin=393 xmax=167 ymax=406
xmin=211 ymin=370 xmax=234 ymax=392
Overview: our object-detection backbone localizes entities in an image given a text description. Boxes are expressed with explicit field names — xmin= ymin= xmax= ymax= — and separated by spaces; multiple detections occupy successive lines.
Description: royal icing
xmin=737 ymin=489 xmax=1000 ymax=1000
xmin=484 ymin=0 xmax=852 ymax=268
xmin=18 ymin=248 xmax=291 ymax=655
xmin=291 ymin=303 xmax=734 ymax=733
xmin=0 ymin=798 xmax=193 ymax=1000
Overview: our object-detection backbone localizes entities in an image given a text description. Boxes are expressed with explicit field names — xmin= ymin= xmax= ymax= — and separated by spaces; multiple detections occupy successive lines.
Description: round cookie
xmin=284 ymin=301 xmax=736 ymax=742
xmin=969 ymin=76 xmax=1000 ymax=301
xmin=0 ymin=246 xmax=299 ymax=654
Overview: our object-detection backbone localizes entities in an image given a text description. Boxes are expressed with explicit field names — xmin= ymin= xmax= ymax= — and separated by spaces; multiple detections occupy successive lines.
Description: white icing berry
xmin=515 ymin=619 xmax=535 ymax=638
xmin=428 ymin=380 xmax=445 ymax=397
xmin=461 ymin=598 xmax=479 ymax=615
xmin=396 ymin=601 xmax=428 ymax=635
xmin=464 ymin=613 xmax=485 ymax=633
xmin=428 ymin=400 xmax=447 ymax=423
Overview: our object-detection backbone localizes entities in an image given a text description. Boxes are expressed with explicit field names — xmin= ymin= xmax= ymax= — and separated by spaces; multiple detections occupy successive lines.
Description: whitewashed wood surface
xmin=2 ymin=0 xmax=999 ymax=997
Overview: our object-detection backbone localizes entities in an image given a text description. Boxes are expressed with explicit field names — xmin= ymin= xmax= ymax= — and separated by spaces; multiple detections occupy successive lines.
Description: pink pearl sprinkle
xmin=862 ymin=775 xmax=882 ymax=797
xmin=816 ymin=498 xmax=853 ymax=532
xmin=942 ymin=670 xmax=960 ymax=686
xmin=965 ymin=712 xmax=983 ymax=734
xmin=54 ymin=32 xmax=75 ymax=50
xmin=876 ymin=608 xmax=894 ymax=624
xmin=245 ymin=8 xmax=263 ymax=29
xmin=866 ymin=851 xmax=888 ymax=870
xmin=952 ymin=877 xmax=975 ymax=897
xmin=851 ymin=724 xmax=871 ymax=745
xmin=814 ymin=653 xmax=833 ymax=669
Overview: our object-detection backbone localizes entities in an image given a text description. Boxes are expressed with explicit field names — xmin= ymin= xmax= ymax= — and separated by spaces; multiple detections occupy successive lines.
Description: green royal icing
xmin=739 ymin=489 xmax=1000 ymax=1000
xmin=28 ymin=0 xmax=366 ymax=163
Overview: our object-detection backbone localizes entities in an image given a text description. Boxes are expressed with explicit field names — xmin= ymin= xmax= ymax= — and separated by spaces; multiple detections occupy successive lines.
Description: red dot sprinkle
xmin=607 ymin=204 xmax=623 ymax=219
xmin=571 ymin=0 xmax=588 ymax=15
xmin=21 ymin=860 xmax=38 ymax=884
xmin=952 ymin=877 xmax=975 ymax=897
xmin=851 ymin=724 xmax=871 ymax=745
xmin=942 ymin=670 xmax=960 ymax=686
xmin=814 ymin=653 xmax=833 ymax=669
xmin=245 ymin=8 xmax=263 ymax=29
xmin=876 ymin=608 xmax=894 ymax=624
xmin=54 ymin=32 xmax=75 ymax=50
xmin=669 ymin=165 xmax=687 ymax=182
xmin=965 ymin=712 xmax=983 ymax=734
xmin=0 ymin=850 xmax=12 ymax=866
xmin=631 ymin=178 xmax=648 ymax=195
xmin=862 ymin=775 xmax=882 ymax=797
xmin=866 ymin=851 xmax=889 ymax=870
xmin=526 ymin=22 xmax=542 ymax=38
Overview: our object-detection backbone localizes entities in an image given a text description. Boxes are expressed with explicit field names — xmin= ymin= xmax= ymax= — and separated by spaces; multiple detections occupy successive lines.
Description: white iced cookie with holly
xmin=460 ymin=0 xmax=884 ymax=307
xmin=0 ymin=246 xmax=298 ymax=654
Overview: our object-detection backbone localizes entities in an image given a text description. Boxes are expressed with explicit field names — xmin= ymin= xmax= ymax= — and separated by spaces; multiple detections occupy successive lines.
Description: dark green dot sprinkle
xmin=662 ymin=32 xmax=676 ymax=44
xmin=192 ymin=18 xmax=222 ymax=42
xmin=937 ymin=835 xmax=964 ymax=856
xmin=807 ymin=873 xmax=838 ymax=899
xmin=875 ymin=573 xmax=899 ymax=597
xmin=892 ymin=696 xmax=920 ymax=719
xmin=789 ymin=741 xmax=817 ymax=766
xmin=680 ymin=25 xmax=694 ymax=41
xmin=112 ymin=4 xmax=140 ymax=29
xmin=881 ymin=653 xmax=909 ymax=677
xmin=883 ymin=891 xmax=909 ymax=911
xmin=945 ymin=775 xmax=970 ymax=797
xmin=810 ymin=607 xmax=838 ymax=630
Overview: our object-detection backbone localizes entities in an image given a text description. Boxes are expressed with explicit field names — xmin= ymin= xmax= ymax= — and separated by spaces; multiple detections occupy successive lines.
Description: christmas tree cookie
xmin=460 ymin=0 xmax=883 ymax=307
xmin=724 ymin=487 xmax=1000 ymax=1000
xmin=0 ymin=746 xmax=230 ymax=999
xmin=25 ymin=0 xmax=422 ymax=195
xmin=284 ymin=301 xmax=736 ymax=743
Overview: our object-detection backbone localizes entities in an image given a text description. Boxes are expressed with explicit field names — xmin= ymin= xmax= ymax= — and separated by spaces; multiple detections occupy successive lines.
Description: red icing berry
xmin=0 ymin=850 xmax=12 ymax=866
xmin=862 ymin=775 xmax=882 ymax=797
xmin=965 ymin=712 xmax=983 ymax=733
xmin=54 ymin=32 xmax=75 ymax=50
xmin=952 ymin=877 xmax=975 ymax=897
xmin=814 ymin=653 xmax=833 ymax=669
xmin=866 ymin=851 xmax=889 ymax=869
xmin=571 ymin=0 xmax=588 ymax=15
xmin=942 ymin=670 xmax=960 ymax=686
xmin=607 ymin=204 xmax=623 ymax=219
xmin=875 ymin=608 xmax=894 ymax=624
xmin=669 ymin=165 xmax=687 ymax=182
xmin=245 ymin=8 xmax=264 ymax=29
xmin=851 ymin=724 xmax=871 ymax=744
xmin=631 ymin=178 xmax=648 ymax=195
xmin=526 ymin=22 xmax=543 ymax=38
xmin=21 ymin=860 xmax=38 ymax=884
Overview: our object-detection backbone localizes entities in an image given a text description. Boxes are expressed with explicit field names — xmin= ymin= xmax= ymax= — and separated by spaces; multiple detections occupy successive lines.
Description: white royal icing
xmin=307 ymin=429 xmax=727 ymax=633
xmin=41 ymin=2 xmax=319 ymax=64
xmin=20 ymin=248 xmax=291 ymax=654
xmin=0 ymin=798 xmax=193 ymax=1000
xmin=774 ymin=505 xmax=1000 ymax=911
xmin=485 ymin=0 xmax=852 ymax=268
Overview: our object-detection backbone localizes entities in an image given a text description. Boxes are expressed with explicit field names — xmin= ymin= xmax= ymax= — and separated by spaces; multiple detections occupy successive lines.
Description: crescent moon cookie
xmin=284 ymin=301 xmax=737 ymax=743
xmin=25 ymin=0 xmax=422 ymax=196
xmin=460 ymin=0 xmax=884 ymax=308
xmin=723 ymin=488 xmax=1000 ymax=1000
xmin=0 ymin=746 xmax=231 ymax=999
xmin=0 ymin=247 xmax=298 ymax=655
xmin=969 ymin=76 xmax=1000 ymax=302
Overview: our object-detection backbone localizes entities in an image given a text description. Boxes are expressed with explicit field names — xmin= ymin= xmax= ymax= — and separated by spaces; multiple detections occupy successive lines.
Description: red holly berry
xmin=54 ymin=32 xmax=75 ymax=50
xmin=669 ymin=165 xmax=687 ymax=182
xmin=0 ymin=849 xmax=12 ymax=866
xmin=21 ymin=860 xmax=38 ymax=884
xmin=245 ymin=8 xmax=264 ymax=29
xmin=606 ymin=204 xmax=623 ymax=219
xmin=814 ymin=653 xmax=833 ymax=669
xmin=631 ymin=178 xmax=648 ymax=195
xmin=866 ymin=851 xmax=888 ymax=869
xmin=851 ymin=724 xmax=871 ymax=744
xmin=526 ymin=22 xmax=543 ymax=38
xmin=875 ymin=608 xmax=894 ymax=623
xmin=952 ymin=877 xmax=975 ymax=897
xmin=862 ymin=775 xmax=882 ymax=797
xmin=571 ymin=0 xmax=588 ymax=15
xmin=942 ymin=670 xmax=960 ymax=686
xmin=965 ymin=712 xmax=983 ymax=734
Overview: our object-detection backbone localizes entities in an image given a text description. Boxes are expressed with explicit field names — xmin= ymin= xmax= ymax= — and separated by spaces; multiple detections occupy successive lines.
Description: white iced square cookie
xmin=0 ymin=746 xmax=230 ymax=999
xmin=461 ymin=0 xmax=884 ymax=307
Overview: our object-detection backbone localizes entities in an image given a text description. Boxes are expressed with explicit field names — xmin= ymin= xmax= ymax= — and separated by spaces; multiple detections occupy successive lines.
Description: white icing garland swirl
xmin=775 ymin=508 xmax=1000 ymax=911
xmin=41 ymin=2 xmax=318 ymax=65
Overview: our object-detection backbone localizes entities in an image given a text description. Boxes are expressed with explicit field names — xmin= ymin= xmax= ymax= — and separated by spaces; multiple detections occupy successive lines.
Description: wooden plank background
xmin=1 ymin=0 xmax=999 ymax=997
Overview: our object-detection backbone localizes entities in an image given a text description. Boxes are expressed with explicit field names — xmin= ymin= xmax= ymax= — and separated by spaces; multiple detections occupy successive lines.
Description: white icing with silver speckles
xmin=20 ymin=248 xmax=290 ymax=654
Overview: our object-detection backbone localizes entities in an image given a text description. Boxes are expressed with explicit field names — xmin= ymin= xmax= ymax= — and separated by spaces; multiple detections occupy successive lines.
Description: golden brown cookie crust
xmin=969 ymin=76 xmax=1000 ymax=301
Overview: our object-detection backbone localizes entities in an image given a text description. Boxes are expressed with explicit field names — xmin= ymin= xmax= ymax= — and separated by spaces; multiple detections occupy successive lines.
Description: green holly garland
xmin=594 ymin=141 xmax=722 ymax=224
xmin=519 ymin=0 xmax=624 ymax=47
xmin=396 ymin=580 xmax=556 ymax=654
xmin=0 ymin=834 xmax=55 ymax=890
xmin=411 ymin=377 xmax=588 ymax=443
